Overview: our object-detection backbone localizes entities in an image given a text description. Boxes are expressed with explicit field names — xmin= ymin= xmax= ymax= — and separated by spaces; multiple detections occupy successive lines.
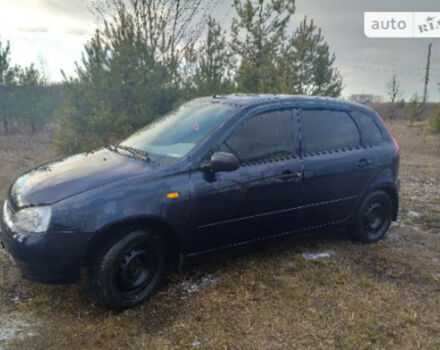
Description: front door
xmin=189 ymin=109 xmax=305 ymax=254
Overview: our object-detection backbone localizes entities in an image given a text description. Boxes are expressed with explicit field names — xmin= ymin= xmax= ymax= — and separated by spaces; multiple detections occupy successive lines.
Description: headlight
xmin=3 ymin=201 xmax=52 ymax=234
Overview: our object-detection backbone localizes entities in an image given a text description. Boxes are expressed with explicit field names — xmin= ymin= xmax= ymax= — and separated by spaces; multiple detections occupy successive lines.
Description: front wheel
xmin=89 ymin=228 xmax=167 ymax=310
xmin=350 ymin=191 xmax=393 ymax=244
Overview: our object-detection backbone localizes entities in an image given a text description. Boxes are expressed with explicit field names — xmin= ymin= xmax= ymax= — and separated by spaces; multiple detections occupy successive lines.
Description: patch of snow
xmin=408 ymin=210 xmax=420 ymax=218
xmin=181 ymin=274 xmax=218 ymax=294
xmin=199 ymin=274 xmax=217 ymax=285
xmin=302 ymin=252 xmax=332 ymax=260
xmin=0 ymin=314 xmax=35 ymax=349
xmin=182 ymin=284 xmax=199 ymax=293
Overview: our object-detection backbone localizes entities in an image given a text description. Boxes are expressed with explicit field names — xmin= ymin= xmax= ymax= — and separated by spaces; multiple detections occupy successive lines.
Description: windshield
xmin=120 ymin=101 xmax=237 ymax=159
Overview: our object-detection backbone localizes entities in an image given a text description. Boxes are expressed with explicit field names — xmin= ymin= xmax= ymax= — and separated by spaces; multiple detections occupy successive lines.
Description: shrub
xmin=406 ymin=94 xmax=426 ymax=123
xmin=428 ymin=106 xmax=440 ymax=134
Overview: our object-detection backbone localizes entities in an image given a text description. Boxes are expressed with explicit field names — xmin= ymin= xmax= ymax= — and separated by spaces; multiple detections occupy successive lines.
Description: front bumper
xmin=0 ymin=216 xmax=91 ymax=284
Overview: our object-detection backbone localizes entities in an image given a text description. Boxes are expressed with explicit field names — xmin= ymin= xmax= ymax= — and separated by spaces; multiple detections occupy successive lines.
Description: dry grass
xmin=0 ymin=129 xmax=56 ymax=200
xmin=1 ymin=118 xmax=440 ymax=349
xmin=369 ymin=102 xmax=438 ymax=121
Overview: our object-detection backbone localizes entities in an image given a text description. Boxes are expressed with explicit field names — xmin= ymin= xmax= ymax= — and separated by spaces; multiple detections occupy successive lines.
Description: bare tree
xmin=386 ymin=73 xmax=403 ymax=120
xmin=386 ymin=73 xmax=402 ymax=104
xmin=92 ymin=0 xmax=219 ymax=65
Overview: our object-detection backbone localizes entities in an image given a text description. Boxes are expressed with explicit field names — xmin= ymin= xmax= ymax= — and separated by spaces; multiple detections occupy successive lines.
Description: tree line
xmin=381 ymin=44 xmax=440 ymax=133
xmin=0 ymin=40 xmax=62 ymax=134
xmin=385 ymin=69 xmax=440 ymax=133
xmin=2 ymin=0 xmax=344 ymax=153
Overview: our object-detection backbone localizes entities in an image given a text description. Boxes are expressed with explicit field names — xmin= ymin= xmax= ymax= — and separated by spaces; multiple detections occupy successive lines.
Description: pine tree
xmin=279 ymin=17 xmax=343 ymax=97
xmin=230 ymin=0 xmax=295 ymax=93
xmin=54 ymin=2 xmax=345 ymax=154
xmin=194 ymin=17 xmax=235 ymax=96
xmin=55 ymin=9 xmax=183 ymax=153
xmin=16 ymin=64 xmax=49 ymax=133
xmin=0 ymin=39 xmax=19 ymax=133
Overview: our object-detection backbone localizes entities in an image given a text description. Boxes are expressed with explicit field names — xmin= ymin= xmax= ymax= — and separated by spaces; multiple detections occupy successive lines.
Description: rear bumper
xmin=0 ymin=217 xmax=92 ymax=284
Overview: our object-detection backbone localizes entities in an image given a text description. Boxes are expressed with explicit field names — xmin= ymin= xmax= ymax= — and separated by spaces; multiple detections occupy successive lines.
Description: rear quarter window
xmin=350 ymin=111 xmax=383 ymax=146
xmin=301 ymin=109 xmax=361 ymax=154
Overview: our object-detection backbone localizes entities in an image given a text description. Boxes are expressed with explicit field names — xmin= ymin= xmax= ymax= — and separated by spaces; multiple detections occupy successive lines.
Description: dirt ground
xmin=0 ymin=119 xmax=439 ymax=350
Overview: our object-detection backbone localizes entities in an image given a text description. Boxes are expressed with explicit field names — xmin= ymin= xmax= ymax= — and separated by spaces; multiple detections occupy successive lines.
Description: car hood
xmin=10 ymin=148 xmax=158 ymax=208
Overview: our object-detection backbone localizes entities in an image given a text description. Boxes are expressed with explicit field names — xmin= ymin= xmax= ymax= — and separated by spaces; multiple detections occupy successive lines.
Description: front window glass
xmin=218 ymin=110 xmax=296 ymax=162
xmin=121 ymin=101 xmax=236 ymax=159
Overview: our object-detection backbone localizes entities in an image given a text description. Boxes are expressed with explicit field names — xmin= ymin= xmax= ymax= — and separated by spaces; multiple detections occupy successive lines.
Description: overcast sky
xmin=0 ymin=0 xmax=439 ymax=101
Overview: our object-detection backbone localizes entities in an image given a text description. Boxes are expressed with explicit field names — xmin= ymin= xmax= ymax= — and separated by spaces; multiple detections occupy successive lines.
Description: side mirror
xmin=208 ymin=152 xmax=239 ymax=172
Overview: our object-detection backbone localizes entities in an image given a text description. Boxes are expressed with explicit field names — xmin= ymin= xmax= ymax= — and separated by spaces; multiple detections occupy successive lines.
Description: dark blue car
xmin=1 ymin=95 xmax=400 ymax=309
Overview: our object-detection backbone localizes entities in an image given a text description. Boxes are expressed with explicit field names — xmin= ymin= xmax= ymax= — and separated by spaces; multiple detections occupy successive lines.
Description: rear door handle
xmin=357 ymin=158 xmax=372 ymax=168
xmin=279 ymin=170 xmax=302 ymax=181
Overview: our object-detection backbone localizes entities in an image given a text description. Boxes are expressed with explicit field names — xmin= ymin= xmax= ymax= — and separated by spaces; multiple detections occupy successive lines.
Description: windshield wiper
xmin=115 ymin=145 xmax=150 ymax=162
xmin=105 ymin=144 xmax=119 ymax=152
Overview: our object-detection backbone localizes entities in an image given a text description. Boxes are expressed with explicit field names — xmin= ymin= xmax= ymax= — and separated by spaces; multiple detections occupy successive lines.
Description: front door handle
xmin=279 ymin=170 xmax=302 ymax=181
xmin=357 ymin=158 xmax=372 ymax=168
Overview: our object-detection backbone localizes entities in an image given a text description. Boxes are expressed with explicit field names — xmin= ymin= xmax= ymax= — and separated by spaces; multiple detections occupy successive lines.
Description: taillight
xmin=376 ymin=113 xmax=399 ymax=155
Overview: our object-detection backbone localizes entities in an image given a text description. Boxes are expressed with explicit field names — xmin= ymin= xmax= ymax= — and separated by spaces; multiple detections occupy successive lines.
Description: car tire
xmin=350 ymin=191 xmax=393 ymax=244
xmin=89 ymin=228 xmax=167 ymax=310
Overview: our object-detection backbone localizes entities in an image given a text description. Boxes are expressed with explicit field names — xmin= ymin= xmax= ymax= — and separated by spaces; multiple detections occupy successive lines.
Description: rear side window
xmin=301 ymin=110 xmax=360 ymax=154
xmin=219 ymin=110 xmax=296 ymax=162
xmin=350 ymin=111 xmax=383 ymax=146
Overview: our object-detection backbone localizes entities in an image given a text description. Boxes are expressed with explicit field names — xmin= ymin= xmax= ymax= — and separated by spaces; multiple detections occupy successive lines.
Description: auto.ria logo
xmin=365 ymin=12 xmax=440 ymax=38
xmin=418 ymin=16 xmax=440 ymax=34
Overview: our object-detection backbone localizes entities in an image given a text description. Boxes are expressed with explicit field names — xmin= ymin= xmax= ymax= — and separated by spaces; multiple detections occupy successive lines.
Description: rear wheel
xmin=351 ymin=191 xmax=393 ymax=243
xmin=89 ymin=228 xmax=167 ymax=310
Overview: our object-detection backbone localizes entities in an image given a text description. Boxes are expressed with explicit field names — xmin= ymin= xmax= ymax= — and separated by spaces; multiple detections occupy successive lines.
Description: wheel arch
xmin=357 ymin=183 xmax=398 ymax=222
xmin=84 ymin=216 xmax=182 ymax=268
xmin=364 ymin=168 xmax=399 ymax=221
xmin=374 ymin=185 xmax=399 ymax=221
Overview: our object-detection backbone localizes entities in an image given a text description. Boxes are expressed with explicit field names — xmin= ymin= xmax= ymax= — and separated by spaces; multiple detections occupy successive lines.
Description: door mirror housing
xmin=207 ymin=152 xmax=239 ymax=172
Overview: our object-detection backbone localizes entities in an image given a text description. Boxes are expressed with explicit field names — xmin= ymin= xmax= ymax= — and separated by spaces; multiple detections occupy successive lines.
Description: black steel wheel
xmin=89 ymin=228 xmax=167 ymax=310
xmin=351 ymin=191 xmax=393 ymax=243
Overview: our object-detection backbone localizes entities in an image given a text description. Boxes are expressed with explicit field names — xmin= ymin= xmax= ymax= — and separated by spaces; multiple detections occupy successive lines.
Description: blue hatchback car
xmin=1 ymin=95 xmax=399 ymax=309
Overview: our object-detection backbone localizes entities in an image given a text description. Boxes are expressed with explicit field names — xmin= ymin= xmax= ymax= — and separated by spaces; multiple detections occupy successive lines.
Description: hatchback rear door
xmin=300 ymin=108 xmax=379 ymax=228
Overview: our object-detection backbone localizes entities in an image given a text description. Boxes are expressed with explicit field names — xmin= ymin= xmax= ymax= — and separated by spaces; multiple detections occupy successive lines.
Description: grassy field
xmin=0 ymin=118 xmax=440 ymax=349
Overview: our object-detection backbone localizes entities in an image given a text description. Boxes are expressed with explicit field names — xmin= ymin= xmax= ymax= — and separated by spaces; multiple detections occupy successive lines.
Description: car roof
xmin=194 ymin=94 xmax=373 ymax=114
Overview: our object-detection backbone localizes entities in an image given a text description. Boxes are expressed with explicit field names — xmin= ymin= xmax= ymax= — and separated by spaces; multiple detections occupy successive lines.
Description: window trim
xmin=299 ymin=108 xmax=362 ymax=156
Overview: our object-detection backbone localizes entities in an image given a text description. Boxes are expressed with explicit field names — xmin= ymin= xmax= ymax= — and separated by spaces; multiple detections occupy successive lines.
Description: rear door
xmin=300 ymin=108 xmax=378 ymax=228
xmin=189 ymin=108 xmax=305 ymax=254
